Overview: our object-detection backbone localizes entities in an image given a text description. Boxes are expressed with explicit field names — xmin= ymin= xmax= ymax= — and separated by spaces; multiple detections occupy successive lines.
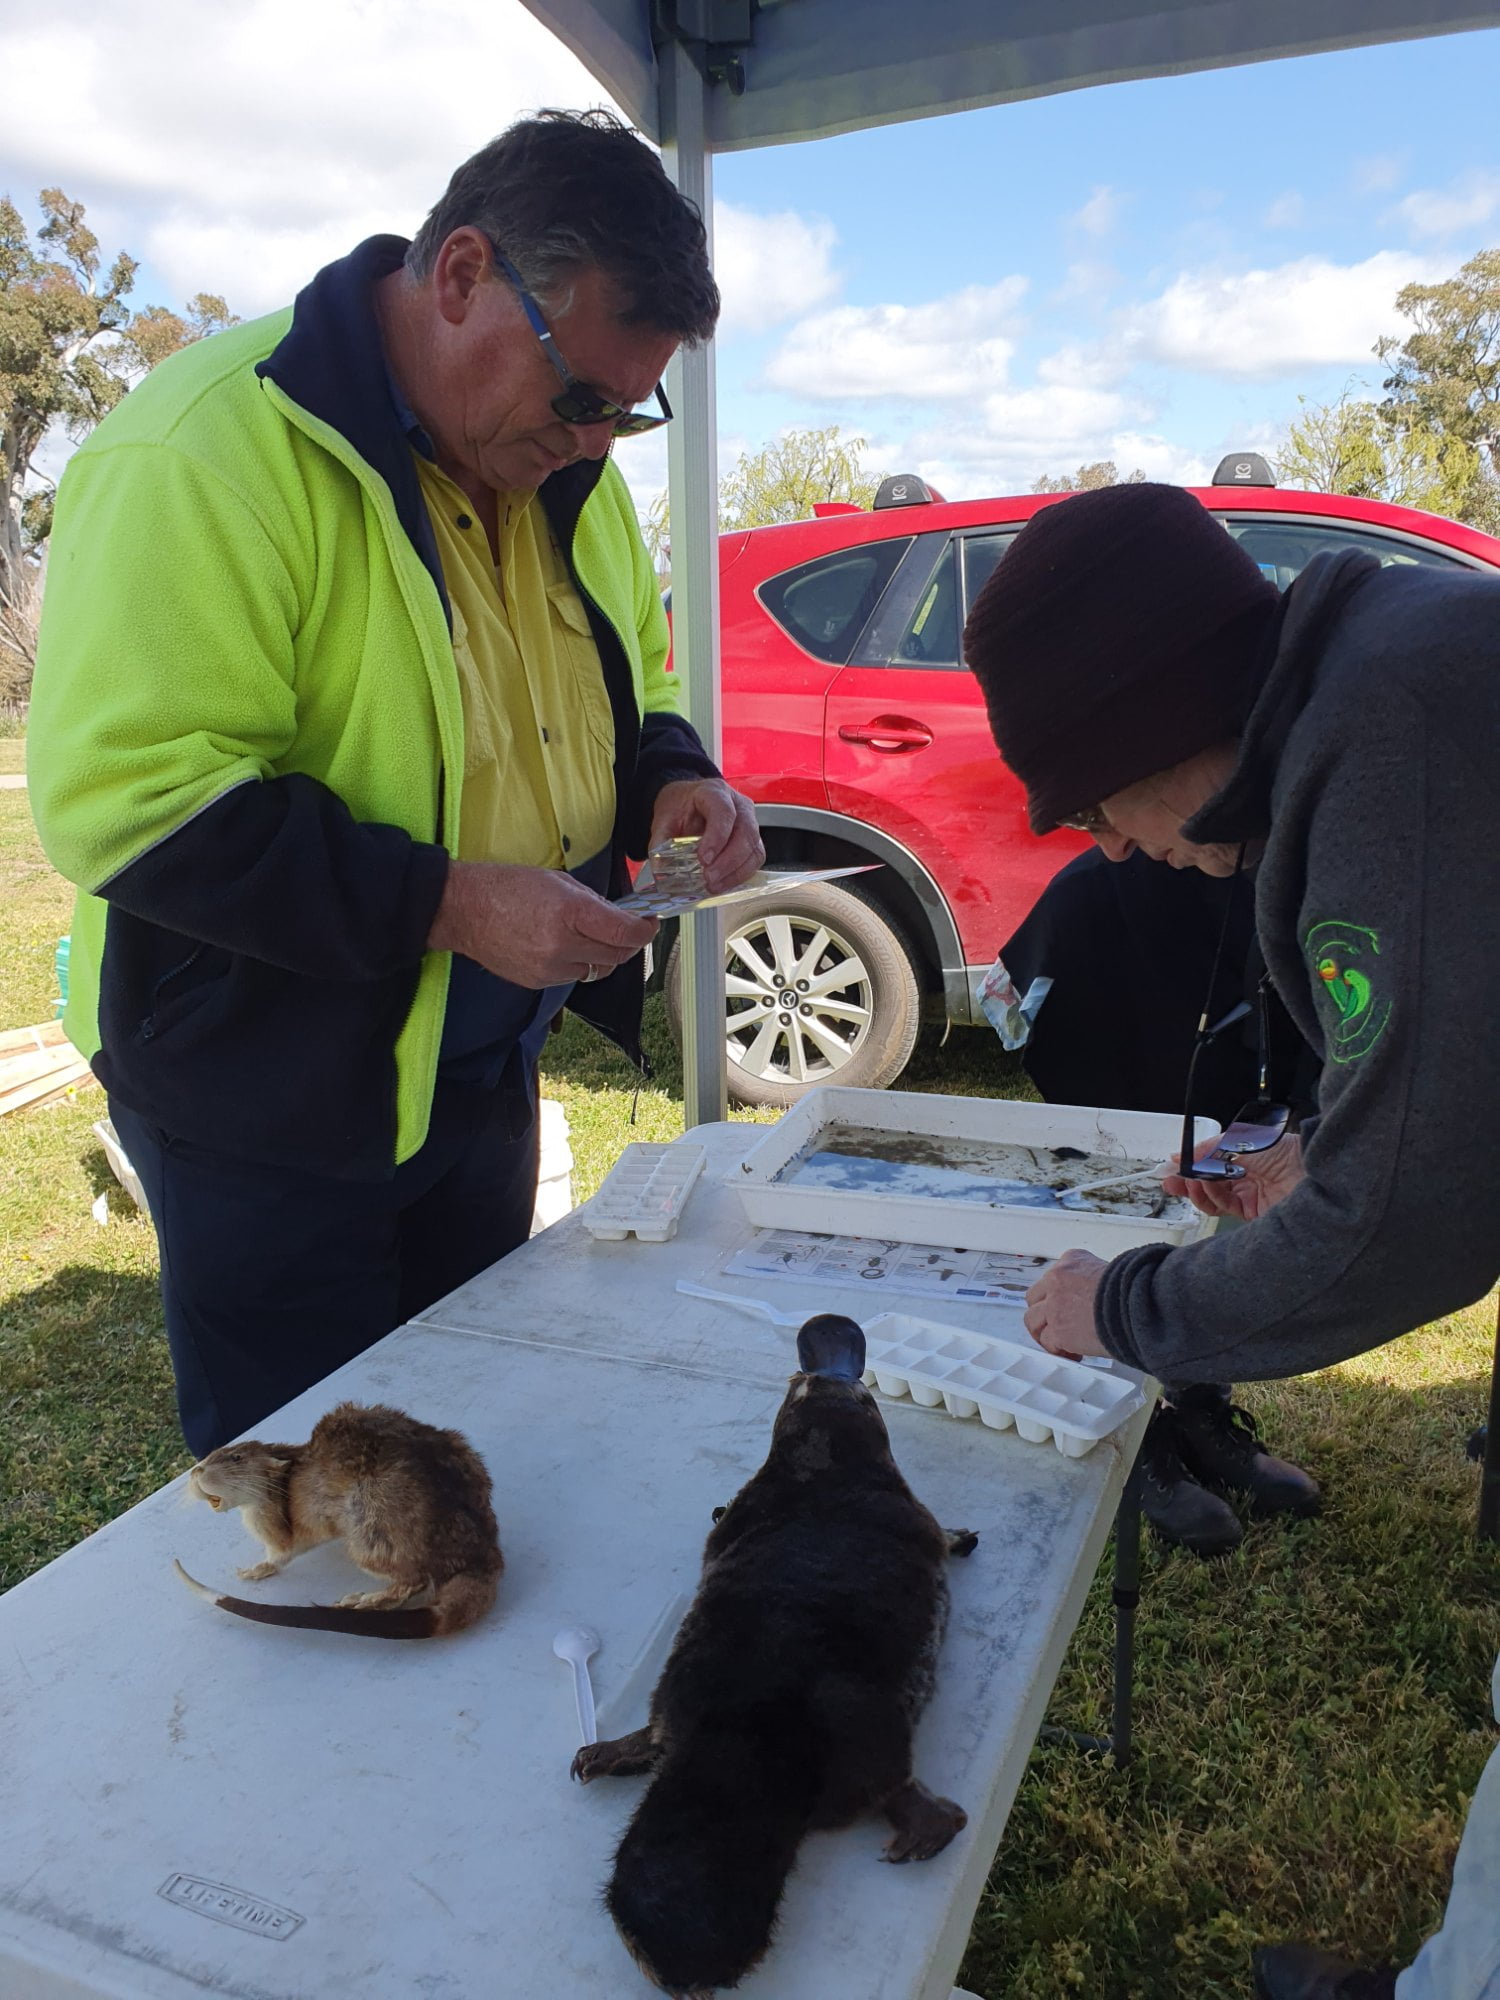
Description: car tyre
xmin=664 ymin=881 xmax=923 ymax=1110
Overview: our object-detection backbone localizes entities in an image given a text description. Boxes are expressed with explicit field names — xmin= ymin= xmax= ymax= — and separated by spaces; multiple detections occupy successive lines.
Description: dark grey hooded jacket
xmin=1097 ymin=549 xmax=1500 ymax=1382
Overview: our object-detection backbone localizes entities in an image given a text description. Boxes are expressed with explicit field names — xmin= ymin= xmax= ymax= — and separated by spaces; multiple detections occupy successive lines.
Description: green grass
xmin=2 ymin=785 xmax=1496 ymax=1998
xmin=0 ymin=738 xmax=26 ymax=774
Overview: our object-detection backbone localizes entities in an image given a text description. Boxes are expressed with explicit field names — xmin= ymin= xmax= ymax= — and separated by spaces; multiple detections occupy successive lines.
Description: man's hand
xmin=648 ymin=778 xmax=764 ymax=896
xmin=1023 ymin=1249 xmax=1110 ymax=1360
xmin=429 ymin=861 xmax=658 ymax=990
xmin=1161 ymin=1132 xmax=1305 ymax=1221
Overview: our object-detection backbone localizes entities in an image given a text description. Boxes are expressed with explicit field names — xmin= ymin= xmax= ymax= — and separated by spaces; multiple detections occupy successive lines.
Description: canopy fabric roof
xmin=522 ymin=0 xmax=1500 ymax=149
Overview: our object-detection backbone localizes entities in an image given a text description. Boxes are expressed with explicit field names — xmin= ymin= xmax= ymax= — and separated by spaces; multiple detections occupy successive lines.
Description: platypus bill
xmin=573 ymin=1312 xmax=978 ymax=1997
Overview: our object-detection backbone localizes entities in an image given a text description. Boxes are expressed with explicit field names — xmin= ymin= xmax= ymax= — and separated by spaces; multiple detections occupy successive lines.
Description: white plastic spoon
xmin=675 ymin=1280 xmax=803 ymax=1329
xmin=553 ymin=1625 xmax=600 ymax=1746
xmin=1063 ymin=1162 xmax=1172 ymax=1199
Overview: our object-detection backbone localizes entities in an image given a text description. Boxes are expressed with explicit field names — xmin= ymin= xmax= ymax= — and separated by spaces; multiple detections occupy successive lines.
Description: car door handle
xmin=837 ymin=717 xmax=934 ymax=753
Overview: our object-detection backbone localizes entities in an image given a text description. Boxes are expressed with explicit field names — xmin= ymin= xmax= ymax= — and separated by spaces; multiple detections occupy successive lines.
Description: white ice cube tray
xmin=860 ymin=1312 xmax=1145 ymax=1458
xmin=581 ymin=1143 xmax=707 ymax=1242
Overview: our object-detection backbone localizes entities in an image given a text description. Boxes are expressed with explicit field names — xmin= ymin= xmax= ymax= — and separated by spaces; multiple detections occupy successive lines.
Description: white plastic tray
xmin=862 ymin=1312 xmax=1144 ymax=1457
xmin=734 ymin=1086 xmax=1218 ymax=1257
xmin=581 ymin=1142 xmax=706 ymax=1241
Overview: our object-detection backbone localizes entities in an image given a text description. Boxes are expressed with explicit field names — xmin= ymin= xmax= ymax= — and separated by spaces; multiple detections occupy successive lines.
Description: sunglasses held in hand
xmin=1180 ymin=1078 xmax=1292 ymax=1183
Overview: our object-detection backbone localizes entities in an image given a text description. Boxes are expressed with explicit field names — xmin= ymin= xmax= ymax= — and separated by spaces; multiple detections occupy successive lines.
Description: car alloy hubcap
xmin=723 ymin=912 xmax=874 ymax=1085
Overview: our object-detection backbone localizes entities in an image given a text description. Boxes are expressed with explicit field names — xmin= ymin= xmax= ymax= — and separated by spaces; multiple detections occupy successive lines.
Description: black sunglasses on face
xmin=1177 ymin=850 xmax=1293 ymax=1181
xmin=490 ymin=247 xmax=673 ymax=437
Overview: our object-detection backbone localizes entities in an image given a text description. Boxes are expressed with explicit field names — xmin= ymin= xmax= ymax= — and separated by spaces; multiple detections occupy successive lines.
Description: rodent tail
xmin=607 ymin=1708 xmax=820 ymax=1996
xmin=172 ymin=1560 xmax=442 ymax=1639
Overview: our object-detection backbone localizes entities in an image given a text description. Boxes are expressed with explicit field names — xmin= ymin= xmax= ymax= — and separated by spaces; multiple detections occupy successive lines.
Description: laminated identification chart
xmin=724 ymin=1228 xmax=1049 ymax=1305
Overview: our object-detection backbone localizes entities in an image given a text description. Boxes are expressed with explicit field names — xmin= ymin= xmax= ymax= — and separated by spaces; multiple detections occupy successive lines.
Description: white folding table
xmin=0 ymin=1122 xmax=1151 ymax=1999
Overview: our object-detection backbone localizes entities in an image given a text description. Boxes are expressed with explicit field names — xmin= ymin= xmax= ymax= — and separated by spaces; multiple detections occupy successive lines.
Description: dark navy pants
xmin=112 ymin=1078 xmax=539 ymax=1457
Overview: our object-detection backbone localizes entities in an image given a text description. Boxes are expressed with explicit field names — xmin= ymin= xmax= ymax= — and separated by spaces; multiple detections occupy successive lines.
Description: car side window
xmin=1220 ymin=516 xmax=1468 ymax=590
xmin=960 ymin=531 xmax=1016 ymax=615
xmin=873 ymin=529 xmax=1021 ymax=669
xmin=893 ymin=544 xmax=959 ymax=664
xmin=757 ymin=540 xmax=913 ymax=665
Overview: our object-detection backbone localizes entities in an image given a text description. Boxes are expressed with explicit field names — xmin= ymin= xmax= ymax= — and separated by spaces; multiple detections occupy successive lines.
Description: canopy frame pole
xmin=661 ymin=36 xmax=728 ymax=1129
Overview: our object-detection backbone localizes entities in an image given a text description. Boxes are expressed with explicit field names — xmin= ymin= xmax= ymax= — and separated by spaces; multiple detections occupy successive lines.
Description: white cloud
xmin=1120 ymin=252 xmax=1445 ymax=379
xmin=761 ymin=279 xmax=1027 ymax=400
xmin=1391 ymin=171 xmax=1500 ymax=240
xmin=1351 ymin=152 xmax=1406 ymax=196
xmin=711 ymin=204 xmax=840 ymax=339
xmin=899 ymin=374 xmax=1163 ymax=497
xmin=1036 ymin=342 xmax=1131 ymax=390
xmin=913 ymin=382 xmax=1135 ymax=459
xmin=0 ymin=0 xmax=613 ymax=317
xmin=1071 ymin=186 xmax=1125 ymax=238
xmin=1108 ymin=434 xmax=1212 ymax=485
xmin=1053 ymin=259 xmax=1121 ymax=303
xmin=0 ymin=5 xmax=840 ymax=346
xmin=899 ymin=421 xmax=1210 ymax=502
xmin=613 ymin=428 xmax=672 ymax=517
xmin=1262 ymin=192 xmax=1305 ymax=229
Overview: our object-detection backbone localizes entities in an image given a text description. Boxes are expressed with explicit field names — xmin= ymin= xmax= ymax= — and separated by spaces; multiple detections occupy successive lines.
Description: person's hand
xmin=1023 ymin=1249 xmax=1110 ymax=1360
xmin=1161 ymin=1132 xmax=1304 ymax=1221
xmin=648 ymin=778 xmax=764 ymax=895
xmin=429 ymin=861 xmax=658 ymax=990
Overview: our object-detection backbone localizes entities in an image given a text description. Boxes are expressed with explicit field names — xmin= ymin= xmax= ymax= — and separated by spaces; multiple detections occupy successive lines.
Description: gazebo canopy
xmin=523 ymin=0 xmax=1497 ymax=151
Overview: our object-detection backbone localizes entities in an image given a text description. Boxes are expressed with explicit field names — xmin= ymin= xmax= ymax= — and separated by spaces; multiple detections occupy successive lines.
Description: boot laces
xmin=1141 ymin=1411 xmax=1194 ymax=1497
xmin=1179 ymin=1398 xmax=1269 ymax=1476
xmin=1223 ymin=1403 xmax=1267 ymax=1454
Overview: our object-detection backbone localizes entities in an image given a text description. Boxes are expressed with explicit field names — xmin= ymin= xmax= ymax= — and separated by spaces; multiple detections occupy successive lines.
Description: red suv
xmin=665 ymin=460 xmax=1500 ymax=1106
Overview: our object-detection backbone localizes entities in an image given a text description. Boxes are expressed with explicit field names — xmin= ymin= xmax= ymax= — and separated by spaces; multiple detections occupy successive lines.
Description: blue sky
xmin=3 ymin=5 xmax=1498 ymax=510
xmin=704 ymin=27 xmax=1500 ymax=496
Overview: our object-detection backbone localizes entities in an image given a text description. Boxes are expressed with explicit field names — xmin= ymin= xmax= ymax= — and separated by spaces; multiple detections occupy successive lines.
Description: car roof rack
xmin=1211 ymin=451 xmax=1276 ymax=488
xmin=873 ymin=473 xmax=939 ymax=509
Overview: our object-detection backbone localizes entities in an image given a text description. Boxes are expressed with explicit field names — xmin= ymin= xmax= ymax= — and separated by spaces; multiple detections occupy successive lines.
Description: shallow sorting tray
xmin=735 ymin=1085 xmax=1219 ymax=1258
xmin=860 ymin=1312 xmax=1145 ymax=1458
xmin=581 ymin=1143 xmax=706 ymax=1242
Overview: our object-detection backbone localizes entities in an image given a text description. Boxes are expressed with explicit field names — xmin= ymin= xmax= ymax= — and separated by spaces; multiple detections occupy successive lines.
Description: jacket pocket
xmin=138 ymin=944 xmax=232 ymax=1042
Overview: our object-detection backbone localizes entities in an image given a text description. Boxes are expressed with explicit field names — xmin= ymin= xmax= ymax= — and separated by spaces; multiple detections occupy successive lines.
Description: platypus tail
xmin=606 ymin=1708 xmax=820 ymax=1997
xmin=172 ymin=1561 xmax=495 ymax=1639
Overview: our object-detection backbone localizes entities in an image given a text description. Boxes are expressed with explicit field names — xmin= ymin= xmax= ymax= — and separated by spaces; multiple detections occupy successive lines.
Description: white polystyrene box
xmin=733 ymin=1087 xmax=1219 ymax=1258
xmin=93 ymin=1117 xmax=147 ymax=1213
xmin=531 ymin=1099 xmax=575 ymax=1235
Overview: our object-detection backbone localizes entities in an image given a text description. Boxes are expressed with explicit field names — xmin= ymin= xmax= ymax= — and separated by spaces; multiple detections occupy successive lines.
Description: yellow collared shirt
xmin=414 ymin=454 xmax=616 ymax=870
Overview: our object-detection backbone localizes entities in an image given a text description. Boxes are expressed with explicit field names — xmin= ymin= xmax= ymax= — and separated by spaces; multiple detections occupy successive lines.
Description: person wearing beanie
xmin=965 ymin=481 xmax=1500 ymax=2000
xmin=964 ymin=476 xmax=1500 ymax=1394
xmin=968 ymin=485 xmax=1330 ymax=1557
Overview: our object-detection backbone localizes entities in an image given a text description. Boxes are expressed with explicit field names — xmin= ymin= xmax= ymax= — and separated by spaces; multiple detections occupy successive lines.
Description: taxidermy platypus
xmin=571 ymin=1313 xmax=977 ymax=1997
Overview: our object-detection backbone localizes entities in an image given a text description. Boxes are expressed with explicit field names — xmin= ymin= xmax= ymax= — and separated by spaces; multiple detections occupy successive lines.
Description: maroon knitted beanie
xmin=962 ymin=483 xmax=1279 ymax=834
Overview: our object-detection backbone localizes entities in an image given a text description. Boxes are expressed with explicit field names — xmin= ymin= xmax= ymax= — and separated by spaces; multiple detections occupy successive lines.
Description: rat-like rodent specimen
xmin=174 ymin=1401 xmax=501 ymax=1640
xmin=572 ymin=1314 xmax=977 ymax=1997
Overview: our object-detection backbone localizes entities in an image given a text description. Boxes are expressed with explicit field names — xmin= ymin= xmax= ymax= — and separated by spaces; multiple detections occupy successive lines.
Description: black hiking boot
xmin=1139 ymin=1407 xmax=1242 ymax=1557
xmin=1253 ymin=1943 xmax=1398 ymax=1999
xmin=1170 ymin=1388 xmax=1322 ymax=1519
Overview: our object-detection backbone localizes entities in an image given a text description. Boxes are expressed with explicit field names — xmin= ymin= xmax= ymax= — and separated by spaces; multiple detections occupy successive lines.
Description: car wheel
xmin=664 ymin=881 xmax=923 ymax=1110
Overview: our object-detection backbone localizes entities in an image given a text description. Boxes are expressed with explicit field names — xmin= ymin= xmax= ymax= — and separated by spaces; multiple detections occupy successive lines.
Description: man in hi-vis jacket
xmin=29 ymin=111 xmax=761 ymax=1454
